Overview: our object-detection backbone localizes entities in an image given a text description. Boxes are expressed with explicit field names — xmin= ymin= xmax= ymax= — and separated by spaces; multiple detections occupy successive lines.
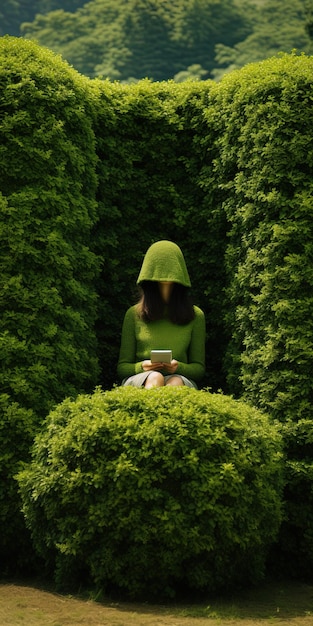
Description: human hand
xmin=142 ymin=359 xmax=164 ymax=371
xmin=161 ymin=359 xmax=178 ymax=374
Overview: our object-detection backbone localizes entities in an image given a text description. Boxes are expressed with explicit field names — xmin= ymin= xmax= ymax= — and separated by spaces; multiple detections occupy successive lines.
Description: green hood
xmin=137 ymin=240 xmax=191 ymax=287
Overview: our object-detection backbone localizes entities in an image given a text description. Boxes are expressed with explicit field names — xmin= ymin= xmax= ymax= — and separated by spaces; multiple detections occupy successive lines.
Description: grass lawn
xmin=0 ymin=579 xmax=313 ymax=626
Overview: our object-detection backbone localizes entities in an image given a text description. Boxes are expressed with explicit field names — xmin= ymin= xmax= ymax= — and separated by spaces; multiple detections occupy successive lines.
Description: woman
xmin=117 ymin=240 xmax=206 ymax=388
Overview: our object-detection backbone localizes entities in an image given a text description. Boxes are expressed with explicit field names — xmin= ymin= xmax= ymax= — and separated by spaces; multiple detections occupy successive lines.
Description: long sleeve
xmin=176 ymin=306 xmax=206 ymax=382
xmin=117 ymin=307 xmax=143 ymax=380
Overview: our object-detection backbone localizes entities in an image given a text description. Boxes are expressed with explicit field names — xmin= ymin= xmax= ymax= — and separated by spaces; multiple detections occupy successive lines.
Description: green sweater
xmin=117 ymin=304 xmax=206 ymax=382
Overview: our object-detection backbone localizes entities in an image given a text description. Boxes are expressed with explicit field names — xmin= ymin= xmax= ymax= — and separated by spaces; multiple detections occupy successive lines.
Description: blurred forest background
xmin=1 ymin=0 xmax=313 ymax=82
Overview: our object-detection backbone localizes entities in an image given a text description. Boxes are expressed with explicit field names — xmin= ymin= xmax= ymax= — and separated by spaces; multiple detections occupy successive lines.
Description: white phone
xmin=150 ymin=349 xmax=172 ymax=363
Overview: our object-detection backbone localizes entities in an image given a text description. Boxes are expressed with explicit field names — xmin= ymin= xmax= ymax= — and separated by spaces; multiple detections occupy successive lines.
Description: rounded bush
xmin=18 ymin=386 xmax=284 ymax=598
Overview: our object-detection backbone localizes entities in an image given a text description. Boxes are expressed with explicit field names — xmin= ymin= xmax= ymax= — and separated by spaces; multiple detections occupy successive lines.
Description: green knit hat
xmin=137 ymin=240 xmax=191 ymax=287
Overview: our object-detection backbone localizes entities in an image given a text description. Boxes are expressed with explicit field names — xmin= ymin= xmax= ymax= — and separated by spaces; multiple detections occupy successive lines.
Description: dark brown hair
xmin=137 ymin=281 xmax=195 ymax=325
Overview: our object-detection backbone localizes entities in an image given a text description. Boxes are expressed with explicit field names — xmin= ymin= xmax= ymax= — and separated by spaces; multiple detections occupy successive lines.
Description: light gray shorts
xmin=121 ymin=371 xmax=197 ymax=388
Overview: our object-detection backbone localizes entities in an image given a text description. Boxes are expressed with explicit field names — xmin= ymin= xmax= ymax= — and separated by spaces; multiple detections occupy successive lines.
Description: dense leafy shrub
xmin=206 ymin=53 xmax=313 ymax=421
xmin=18 ymin=386 xmax=283 ymax=598
xmin=273 ymin=419 xmax=313 ymax=579
xmin=2 ymin=39 xmax=313 ymax=586
xmin=0 ymin=394 xmax=37 ymax=575
xmin=0 ymin=37 xmax=101 ymax=571
xmin=0 ymin=37 xmax=100 ymax=420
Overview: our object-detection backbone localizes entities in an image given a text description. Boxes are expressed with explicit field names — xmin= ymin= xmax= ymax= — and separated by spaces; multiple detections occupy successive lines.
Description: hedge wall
xmin=206 ymin=53 xmax=313 ymax=422
xmin=0 ymin=37 xmax=100 ymax=573
xmin=0 ymin=37 xmax=100 ymax=420
xmin=2 ymin=41 xmax=312 ymax=425
xmin=0 ymin=393 xmax=37 ymax=576
xmin=1 ymin=36 xmax=313 ymax=585
xmin=274 ymin=419 xmax=313 ymax=580
xmin=202 ymin=55 xmax=313 ymax=579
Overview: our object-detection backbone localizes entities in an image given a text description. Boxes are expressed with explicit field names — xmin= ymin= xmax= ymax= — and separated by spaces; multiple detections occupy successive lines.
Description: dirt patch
xmin=0 ymin=580 xmax=313 ymax=626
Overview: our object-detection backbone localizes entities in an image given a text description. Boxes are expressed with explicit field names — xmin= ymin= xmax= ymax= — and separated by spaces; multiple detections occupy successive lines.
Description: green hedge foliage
xmin=206 ymin=53 xmax=313 ymax=422
xmin=1 ymin=36 xmax=313 ymax=584
xmin=274 ymin=419 xmax=313 ymax=579
xmin=0 ymin=37 xmax=101 ymax=572
xmin=17 ymin=386 xmax=284 ymax=598
xmin=1 ymin=42 xmax=313 ymax=420
xmin=0 ymin=394 xmax=37 ymax=576
xmin=0 ymin=37 xmax=100 ymax=421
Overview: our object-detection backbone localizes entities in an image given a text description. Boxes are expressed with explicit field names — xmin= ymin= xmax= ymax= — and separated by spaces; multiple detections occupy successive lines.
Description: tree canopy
xmin=212 ymin=0 xmax=313 ymax=80
xmin=19 ymin=0 xmax=249 ymax=81
xmin=1 ymin=0 xmax=311 ymax=81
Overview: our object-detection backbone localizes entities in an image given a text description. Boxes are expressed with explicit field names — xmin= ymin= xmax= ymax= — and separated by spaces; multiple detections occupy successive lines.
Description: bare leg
xmin=165 ymin=376 xmax=184 ymax=386
xmin=144 ymin=371 xmax=165 ymax=388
